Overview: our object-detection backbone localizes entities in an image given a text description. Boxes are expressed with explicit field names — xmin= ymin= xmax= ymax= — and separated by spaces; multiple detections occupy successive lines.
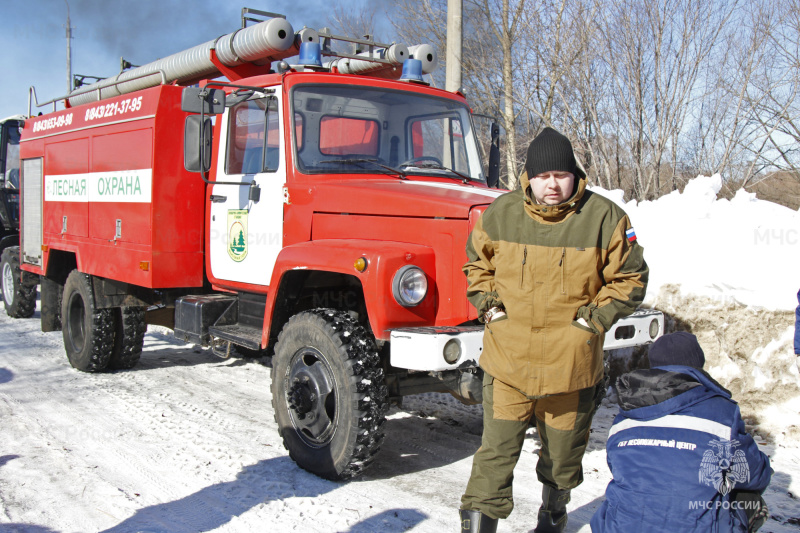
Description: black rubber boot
xmin=460 ymin=509 xmax=498 ymax=533
xmin=533 ymin=485 xmax=570 ymax=533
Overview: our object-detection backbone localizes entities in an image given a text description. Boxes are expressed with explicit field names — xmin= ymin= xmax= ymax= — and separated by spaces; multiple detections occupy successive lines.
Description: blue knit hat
xmin=648 ymin=331 xmax=706 ymax=369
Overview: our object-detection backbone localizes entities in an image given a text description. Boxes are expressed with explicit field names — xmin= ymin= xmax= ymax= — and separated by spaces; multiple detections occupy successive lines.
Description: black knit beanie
xmin=647 ymin=331 xmax=706 ymax=369
xmin=524 ymin=127 xmax=586 ymax=179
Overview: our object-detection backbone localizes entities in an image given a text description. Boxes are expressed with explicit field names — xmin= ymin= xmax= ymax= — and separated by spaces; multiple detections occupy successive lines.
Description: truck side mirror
xmin=181 ymin=87 xmax=226 ymax=114
xmin=487 ymin=122 xmax=501 ymax=188
xmin=184 ymin=116 xmax=213 ymax=172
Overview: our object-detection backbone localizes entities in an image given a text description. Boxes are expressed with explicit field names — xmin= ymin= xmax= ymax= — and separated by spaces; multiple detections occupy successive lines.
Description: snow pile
xmin=591 ymin=176 xmax=800 ymax=445
xmin=592 ymin=174 xmax=800 ymax=311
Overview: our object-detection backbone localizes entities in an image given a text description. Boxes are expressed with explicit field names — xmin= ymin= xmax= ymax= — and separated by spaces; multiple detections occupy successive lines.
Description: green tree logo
xmin=227 ymin=210 xmax=249 ymax=262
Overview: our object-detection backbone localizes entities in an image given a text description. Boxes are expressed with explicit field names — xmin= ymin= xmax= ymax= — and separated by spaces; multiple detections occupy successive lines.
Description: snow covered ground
xmin=1 ymin=176 xmax=799 ymax=532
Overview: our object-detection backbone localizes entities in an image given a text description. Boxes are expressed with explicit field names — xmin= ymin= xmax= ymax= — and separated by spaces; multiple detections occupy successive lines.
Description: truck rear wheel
xmin=1 ymin=246 xmax=37 ymax=318
xmin=109 ymin=307 xmax=146 ymax=370
xmin=272 ymin=309 xmax=387 ymax=480
xmin=61 ymin=270 xmax=114 ymax=372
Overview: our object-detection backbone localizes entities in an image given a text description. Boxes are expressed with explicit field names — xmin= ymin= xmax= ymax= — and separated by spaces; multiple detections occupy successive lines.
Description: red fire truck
xmin=14 ymin=10 xmax=663 ymax=479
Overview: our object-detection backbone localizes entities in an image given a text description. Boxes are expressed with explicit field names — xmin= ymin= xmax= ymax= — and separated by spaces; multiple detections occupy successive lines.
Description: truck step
xmin=208 ymin=323 xmax=262 ymax=350
xmin=238 ymin=292 xmax=267 ymax=328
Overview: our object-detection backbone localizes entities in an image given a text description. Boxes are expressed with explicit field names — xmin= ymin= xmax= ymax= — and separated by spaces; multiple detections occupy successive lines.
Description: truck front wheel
xmin=61 ymin=271 xmax=114 ymax=372
xmin=272 ymin=309 xmax=387 ymax=480
xmin=1 ymin=246 xmax=37 ymax=318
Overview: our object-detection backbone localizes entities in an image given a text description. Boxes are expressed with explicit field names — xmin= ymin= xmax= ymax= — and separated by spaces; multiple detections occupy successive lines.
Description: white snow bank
xmin=591 ymin=174 xmax=800 ymax=311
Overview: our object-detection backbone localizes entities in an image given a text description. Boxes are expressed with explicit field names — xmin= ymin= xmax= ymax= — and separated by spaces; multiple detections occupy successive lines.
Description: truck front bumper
xmin=390 ymin=326 xmax=485 ymax=372
xmin=389 ymin=309 xmax=665 ymax=372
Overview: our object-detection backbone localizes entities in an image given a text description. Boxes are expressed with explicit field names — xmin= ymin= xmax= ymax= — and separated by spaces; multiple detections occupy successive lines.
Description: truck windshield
xmin=292 ymin=85 xmax=486 ymax=182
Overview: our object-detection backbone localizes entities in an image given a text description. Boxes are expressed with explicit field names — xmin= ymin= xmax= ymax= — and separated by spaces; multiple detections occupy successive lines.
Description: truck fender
xmin=0 ymin=234 xmax=19 ymax=253
xmin=264 ymin=239 xmax=436 ymax=345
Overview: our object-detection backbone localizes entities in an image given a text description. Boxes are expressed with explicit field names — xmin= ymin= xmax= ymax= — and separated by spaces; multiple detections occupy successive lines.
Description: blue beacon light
xmin=297 ymin=42 xmax=322 ymax=67
xmin=399 ymin=58 xmax=425 ymax=83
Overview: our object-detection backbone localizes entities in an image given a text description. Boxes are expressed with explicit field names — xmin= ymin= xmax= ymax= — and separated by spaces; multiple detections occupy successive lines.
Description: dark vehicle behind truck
xmin=1 ymin=115 xmax=37 ymax=317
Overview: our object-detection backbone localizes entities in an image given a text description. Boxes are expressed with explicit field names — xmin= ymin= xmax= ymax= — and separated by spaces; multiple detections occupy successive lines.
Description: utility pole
xmin=445 ymin=0 xmax=462 ymax=93
xmin=444 ymin=0 xmax=463 ymax=168
xmin=65 ymin=0 xmax=73 ymax=93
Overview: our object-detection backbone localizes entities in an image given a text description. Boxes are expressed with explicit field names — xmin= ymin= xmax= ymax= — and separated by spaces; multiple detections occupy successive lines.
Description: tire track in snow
xmin=0 ymin=326 xmax=246 ymax=528
xmin=0 ymin=316 xmax=332 ymax=532
xmin=0 ymin=360 xmax=196 ymax=530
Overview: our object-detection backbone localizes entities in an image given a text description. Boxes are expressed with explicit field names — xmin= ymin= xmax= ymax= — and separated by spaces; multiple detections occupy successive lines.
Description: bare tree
xmin=686 ymin=0 xmax=774 ymax=194
xmin=591 ymin=0 xmax=738 ymax=200
xmin=330 ymin=3 xmax=382 ymax=39
xmin=562 ymin=5 xmax=619 ymax=190
xmin=467 ymin=0 xmax=530 ymax=188
xmin=747 ymin=0 xmax=800 ymax=179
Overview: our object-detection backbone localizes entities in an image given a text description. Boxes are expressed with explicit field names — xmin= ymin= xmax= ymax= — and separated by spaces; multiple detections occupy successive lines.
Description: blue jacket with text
xmin=591 ymin=366 xmax=771 ymax=533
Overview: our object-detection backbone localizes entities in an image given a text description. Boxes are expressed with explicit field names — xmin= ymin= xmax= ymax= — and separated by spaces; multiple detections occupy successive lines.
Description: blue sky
xmin=0 ymin=0 xmax=395 ymax=121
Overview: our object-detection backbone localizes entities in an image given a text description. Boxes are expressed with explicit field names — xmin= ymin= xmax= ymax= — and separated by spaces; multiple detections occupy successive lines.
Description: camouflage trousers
xmin=460 ymin=372 xmax=600 ymax=520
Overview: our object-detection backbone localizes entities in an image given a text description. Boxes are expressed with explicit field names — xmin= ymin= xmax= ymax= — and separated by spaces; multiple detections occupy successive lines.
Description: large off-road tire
xmin=1 ymin=246 xmax=37 ymax=318
xmin=108 ymin=307 xmax=146 ymax=370
xmin=271 ymin=309 xmax=388 ymax=480
xmin=61 ymin=270 xmax=114 ymax=372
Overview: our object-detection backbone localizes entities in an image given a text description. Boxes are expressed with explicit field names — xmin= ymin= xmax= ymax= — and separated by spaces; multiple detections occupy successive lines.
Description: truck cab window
xmin=320 ymin=117 xmax=379 ymax=156
xmin=226 ymin=97 xmax=279 ymax=175
xmin=410 ymin=115 xmax=469 ymax=174
xmin=3 ymin=124 xmax=20 ymax=189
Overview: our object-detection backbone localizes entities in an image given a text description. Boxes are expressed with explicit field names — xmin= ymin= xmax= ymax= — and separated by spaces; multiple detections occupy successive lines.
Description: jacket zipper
xmin=560 ymin=247 xmax=566 ymax=294
xmin=520 ymin=246 xmax=527 ymax=288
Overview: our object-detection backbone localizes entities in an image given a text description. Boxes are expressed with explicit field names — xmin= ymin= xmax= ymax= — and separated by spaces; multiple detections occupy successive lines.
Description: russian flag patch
xmin=626 ymin=228 xmax=637 ymax=243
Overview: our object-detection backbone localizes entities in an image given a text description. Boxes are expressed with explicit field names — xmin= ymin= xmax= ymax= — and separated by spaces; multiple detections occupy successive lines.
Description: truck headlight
xmin=392 ymin=265 xmax=428 ymax=307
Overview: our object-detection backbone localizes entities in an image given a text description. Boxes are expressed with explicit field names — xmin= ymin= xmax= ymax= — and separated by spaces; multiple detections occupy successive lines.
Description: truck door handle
xmin=210 ymin=195 xmax=227 ymax=203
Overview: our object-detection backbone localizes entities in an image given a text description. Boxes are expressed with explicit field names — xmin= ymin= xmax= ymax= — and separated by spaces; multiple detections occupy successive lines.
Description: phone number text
xmin=32 ymin=113 xmax=74 ymax=132
xmin=84 ymin=96 xmax=144 ymax=122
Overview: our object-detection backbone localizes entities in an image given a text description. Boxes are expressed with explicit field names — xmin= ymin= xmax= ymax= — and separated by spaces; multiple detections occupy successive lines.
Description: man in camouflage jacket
xmin=459 ymin=128 xmax=648 ymax=533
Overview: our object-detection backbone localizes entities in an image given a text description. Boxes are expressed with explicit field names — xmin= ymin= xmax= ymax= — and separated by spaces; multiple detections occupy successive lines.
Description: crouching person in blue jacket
xmin=591 ymin=332 xmax=772 ymax=532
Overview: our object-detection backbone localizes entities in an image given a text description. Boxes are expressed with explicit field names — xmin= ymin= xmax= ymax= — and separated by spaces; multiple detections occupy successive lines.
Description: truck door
xmin=209 ymin=93 xmax=285 ymax=286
